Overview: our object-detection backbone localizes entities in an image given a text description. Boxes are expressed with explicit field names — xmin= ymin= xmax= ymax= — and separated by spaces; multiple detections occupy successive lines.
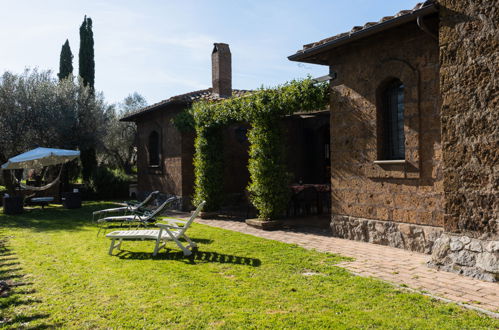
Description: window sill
xmin=367 ymin=159 xmax=418 ymax=179
xmin=373 ymin=159 xmax=406 ymax=165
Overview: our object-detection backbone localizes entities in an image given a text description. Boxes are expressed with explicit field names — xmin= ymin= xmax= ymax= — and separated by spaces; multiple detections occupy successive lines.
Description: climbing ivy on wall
xmin=246 ymin=116 xmax=291 ymax=219
xmin=174 ymin=78 xmax=329 ymax=219
xmin=193 ymin=127 xmax=224 ymax=213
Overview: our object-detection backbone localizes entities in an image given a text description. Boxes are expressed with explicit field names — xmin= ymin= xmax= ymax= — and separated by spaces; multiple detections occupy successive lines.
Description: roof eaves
xmin=119 ymin=89 xmax=213 ymax=122
xmin=120 ymin=99 xmax=189 ymax=122
xmin=288 ymin=2 xmax=438 ymax=64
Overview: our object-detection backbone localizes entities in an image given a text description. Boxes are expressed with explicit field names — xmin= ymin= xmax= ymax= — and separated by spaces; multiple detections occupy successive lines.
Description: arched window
xmin=381 ymin=80 xmax=405 ymax=160
xmin=148 ymin=131 xmax=160 ymax=166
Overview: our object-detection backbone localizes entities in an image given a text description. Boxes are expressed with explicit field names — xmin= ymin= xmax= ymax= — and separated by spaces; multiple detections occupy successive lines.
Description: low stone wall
xmin=429 ymin=233 xmax=499 ymax=282
xmin=331 ymin=215 xmax=443 ymax=254
xmin=331 ymin=215 xmax=499 ymax=282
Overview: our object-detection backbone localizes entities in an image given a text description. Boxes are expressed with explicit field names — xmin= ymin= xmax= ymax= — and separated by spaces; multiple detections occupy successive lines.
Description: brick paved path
xmin=194 ymin=218 xmax=498 ymax=316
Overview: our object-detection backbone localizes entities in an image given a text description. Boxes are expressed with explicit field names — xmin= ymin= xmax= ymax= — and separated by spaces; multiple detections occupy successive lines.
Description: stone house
xmin=288 ymin=0 xmax=498 ymax=281
xmin=121 ymin=43 xmax=250 ymax=209
xmin=122 ymin=43 xmax=332 ymax=215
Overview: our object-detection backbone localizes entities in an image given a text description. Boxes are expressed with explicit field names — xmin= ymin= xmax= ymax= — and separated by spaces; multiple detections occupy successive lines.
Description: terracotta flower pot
xmin=199 ymin=211 xmax=219 ymax=219
xmin=245 ymin=219 xmax=282 ymax=230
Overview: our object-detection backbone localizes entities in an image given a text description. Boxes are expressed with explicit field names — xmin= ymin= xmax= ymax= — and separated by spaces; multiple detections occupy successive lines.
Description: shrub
xmin=246 ymin=118 xmax=291 ymax=219
xmin=0 ymin=185 xmax=6 ymax=206
xmin=193 ymin=127 xmax=224 ymax=211
xmin=89 ymin=167 xmax=131 ymax=200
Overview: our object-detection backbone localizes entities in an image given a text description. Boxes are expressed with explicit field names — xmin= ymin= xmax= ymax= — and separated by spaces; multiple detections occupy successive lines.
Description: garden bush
xmin=0 ymin=185 xmax=6 ymax=206
xmin=89 ymin=166 xmax=132 ymax=200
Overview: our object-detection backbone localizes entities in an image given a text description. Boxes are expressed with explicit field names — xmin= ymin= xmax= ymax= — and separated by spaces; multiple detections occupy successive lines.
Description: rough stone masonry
xmin=428 ymin=0 xmax=499 ymax=282
xmin=430 ymin=233 xmax=499 ymax=281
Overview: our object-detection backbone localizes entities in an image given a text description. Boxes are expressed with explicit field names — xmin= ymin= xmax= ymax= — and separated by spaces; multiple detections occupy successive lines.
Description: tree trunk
xmin=2 ymin=170 xmax=17 ymax=196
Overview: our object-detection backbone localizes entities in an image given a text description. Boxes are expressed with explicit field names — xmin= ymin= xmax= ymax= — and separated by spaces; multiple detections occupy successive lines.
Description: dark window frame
xmin=148 ymin=130 xmax=160 ymax=166
xmin=380 ymin=80 xmax=405 ymax=160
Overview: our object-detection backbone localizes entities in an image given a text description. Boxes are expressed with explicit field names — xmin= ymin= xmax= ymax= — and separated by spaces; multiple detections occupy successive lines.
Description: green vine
xmin=192 ymin=126 xmax=224 ymax=211
xmin=246 ymin=117 xmax=291 ymax=219
xmin=171 ymin=108 xmax=195 ymax=132
xmin=175 ymin=78 xmax=329 ymax=218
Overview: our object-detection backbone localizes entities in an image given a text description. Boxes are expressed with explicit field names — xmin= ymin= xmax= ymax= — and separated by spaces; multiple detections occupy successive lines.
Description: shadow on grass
xmin=0 ymin=262 xmax=20 ymax=268
xmin=0 ymin=253 xmax=15 ymax=258
xmin=0 ymin=296 xmax=43 ymax=308
xmin=0 ymin=235 xmax=57 ymax=328
xmin=13 ymin=288 xmax=37 ymax=295
xmin=1 ymin=313 xmax=57 ymax=328
xmin=0 ymin=273 xmax=25 ymax=281
xmin=0 ymin=267 xmax=22 ymax=276
xmin=117 ymin=249 xmax=262 ymax=267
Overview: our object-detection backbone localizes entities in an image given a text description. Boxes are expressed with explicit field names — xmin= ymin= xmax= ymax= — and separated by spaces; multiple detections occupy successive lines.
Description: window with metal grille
xmin=381 ymin=80 xmax=405 ymax=160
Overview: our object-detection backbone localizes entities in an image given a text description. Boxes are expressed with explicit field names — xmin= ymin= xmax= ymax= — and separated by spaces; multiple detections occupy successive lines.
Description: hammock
xmin=18 ymin=165 xmax=64 ymax=191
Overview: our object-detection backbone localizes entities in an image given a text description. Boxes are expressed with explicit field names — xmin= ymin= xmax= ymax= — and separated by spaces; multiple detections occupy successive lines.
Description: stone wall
xmin=136 ymin=104 xmax=185 ymax=206
xmin=326 ymin=16 xmax=444 ymax=251
xmin=428 ymin=0 xmax=499 ymax=281
xmin=438 ymin=0 xmax=498 ymax=238
xmin=429 ymin=233 xmax=499 ymax=282
xmin=332 ymin=215 xmax=443 ymax=254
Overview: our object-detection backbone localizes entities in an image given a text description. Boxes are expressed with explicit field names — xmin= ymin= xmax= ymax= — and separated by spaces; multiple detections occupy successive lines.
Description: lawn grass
xmin=0 ymin=202 xmax=498 ymax=328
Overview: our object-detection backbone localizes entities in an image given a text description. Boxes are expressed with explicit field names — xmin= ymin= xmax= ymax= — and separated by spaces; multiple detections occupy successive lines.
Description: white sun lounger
xmin=96 ymin=196 xmax=176 ymax=235
xmin=106 ymin=201 xmax=206 ymax=256
xmin=92 ymin=191 xmax=160 ymax=222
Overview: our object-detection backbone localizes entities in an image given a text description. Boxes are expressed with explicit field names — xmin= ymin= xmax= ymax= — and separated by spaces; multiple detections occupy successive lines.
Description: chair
xmin=291 ymin=186 xmax=318 ymax=216
xmin=106 ymin=201 xmax=206 ymax=256
xmin=96 ymin=196 xmax=176 ymax=235
xmin=92 ymin=191 xmax=160 ymax=222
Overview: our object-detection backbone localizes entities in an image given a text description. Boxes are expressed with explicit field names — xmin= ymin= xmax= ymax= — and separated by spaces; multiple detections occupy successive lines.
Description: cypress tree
xmin=79 ymin=15 xmax=95 ymax=89
xmin=58 ymin=39 xmax=75 ymax=188
xmin=58 ymin=39 xmax=73 ymax=81
xmin=78 ymin=15 xmax=97 ymax=181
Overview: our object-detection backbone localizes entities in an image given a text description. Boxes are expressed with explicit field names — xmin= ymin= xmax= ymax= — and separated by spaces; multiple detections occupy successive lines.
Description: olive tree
xmin=0 ymin=68 xmax=108 ymax=193
xmin=101 ymin=93 xmax=146 ymax=174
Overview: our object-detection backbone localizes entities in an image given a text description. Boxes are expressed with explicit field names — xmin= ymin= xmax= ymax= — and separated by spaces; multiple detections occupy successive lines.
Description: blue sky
xmin=0 ymin=0 xmax=418 ymax=105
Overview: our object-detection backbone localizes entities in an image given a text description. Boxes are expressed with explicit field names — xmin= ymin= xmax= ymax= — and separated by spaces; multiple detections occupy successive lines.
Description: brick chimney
xmin=212 ymin=43 xmax=232 ymax=98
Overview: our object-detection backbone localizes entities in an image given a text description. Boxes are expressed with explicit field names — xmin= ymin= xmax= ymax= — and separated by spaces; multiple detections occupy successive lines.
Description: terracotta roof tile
xmin=121 ymin=88 xmax=251 ymax=121
xmin=298 ymin=1 xmax=434 ymax=53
